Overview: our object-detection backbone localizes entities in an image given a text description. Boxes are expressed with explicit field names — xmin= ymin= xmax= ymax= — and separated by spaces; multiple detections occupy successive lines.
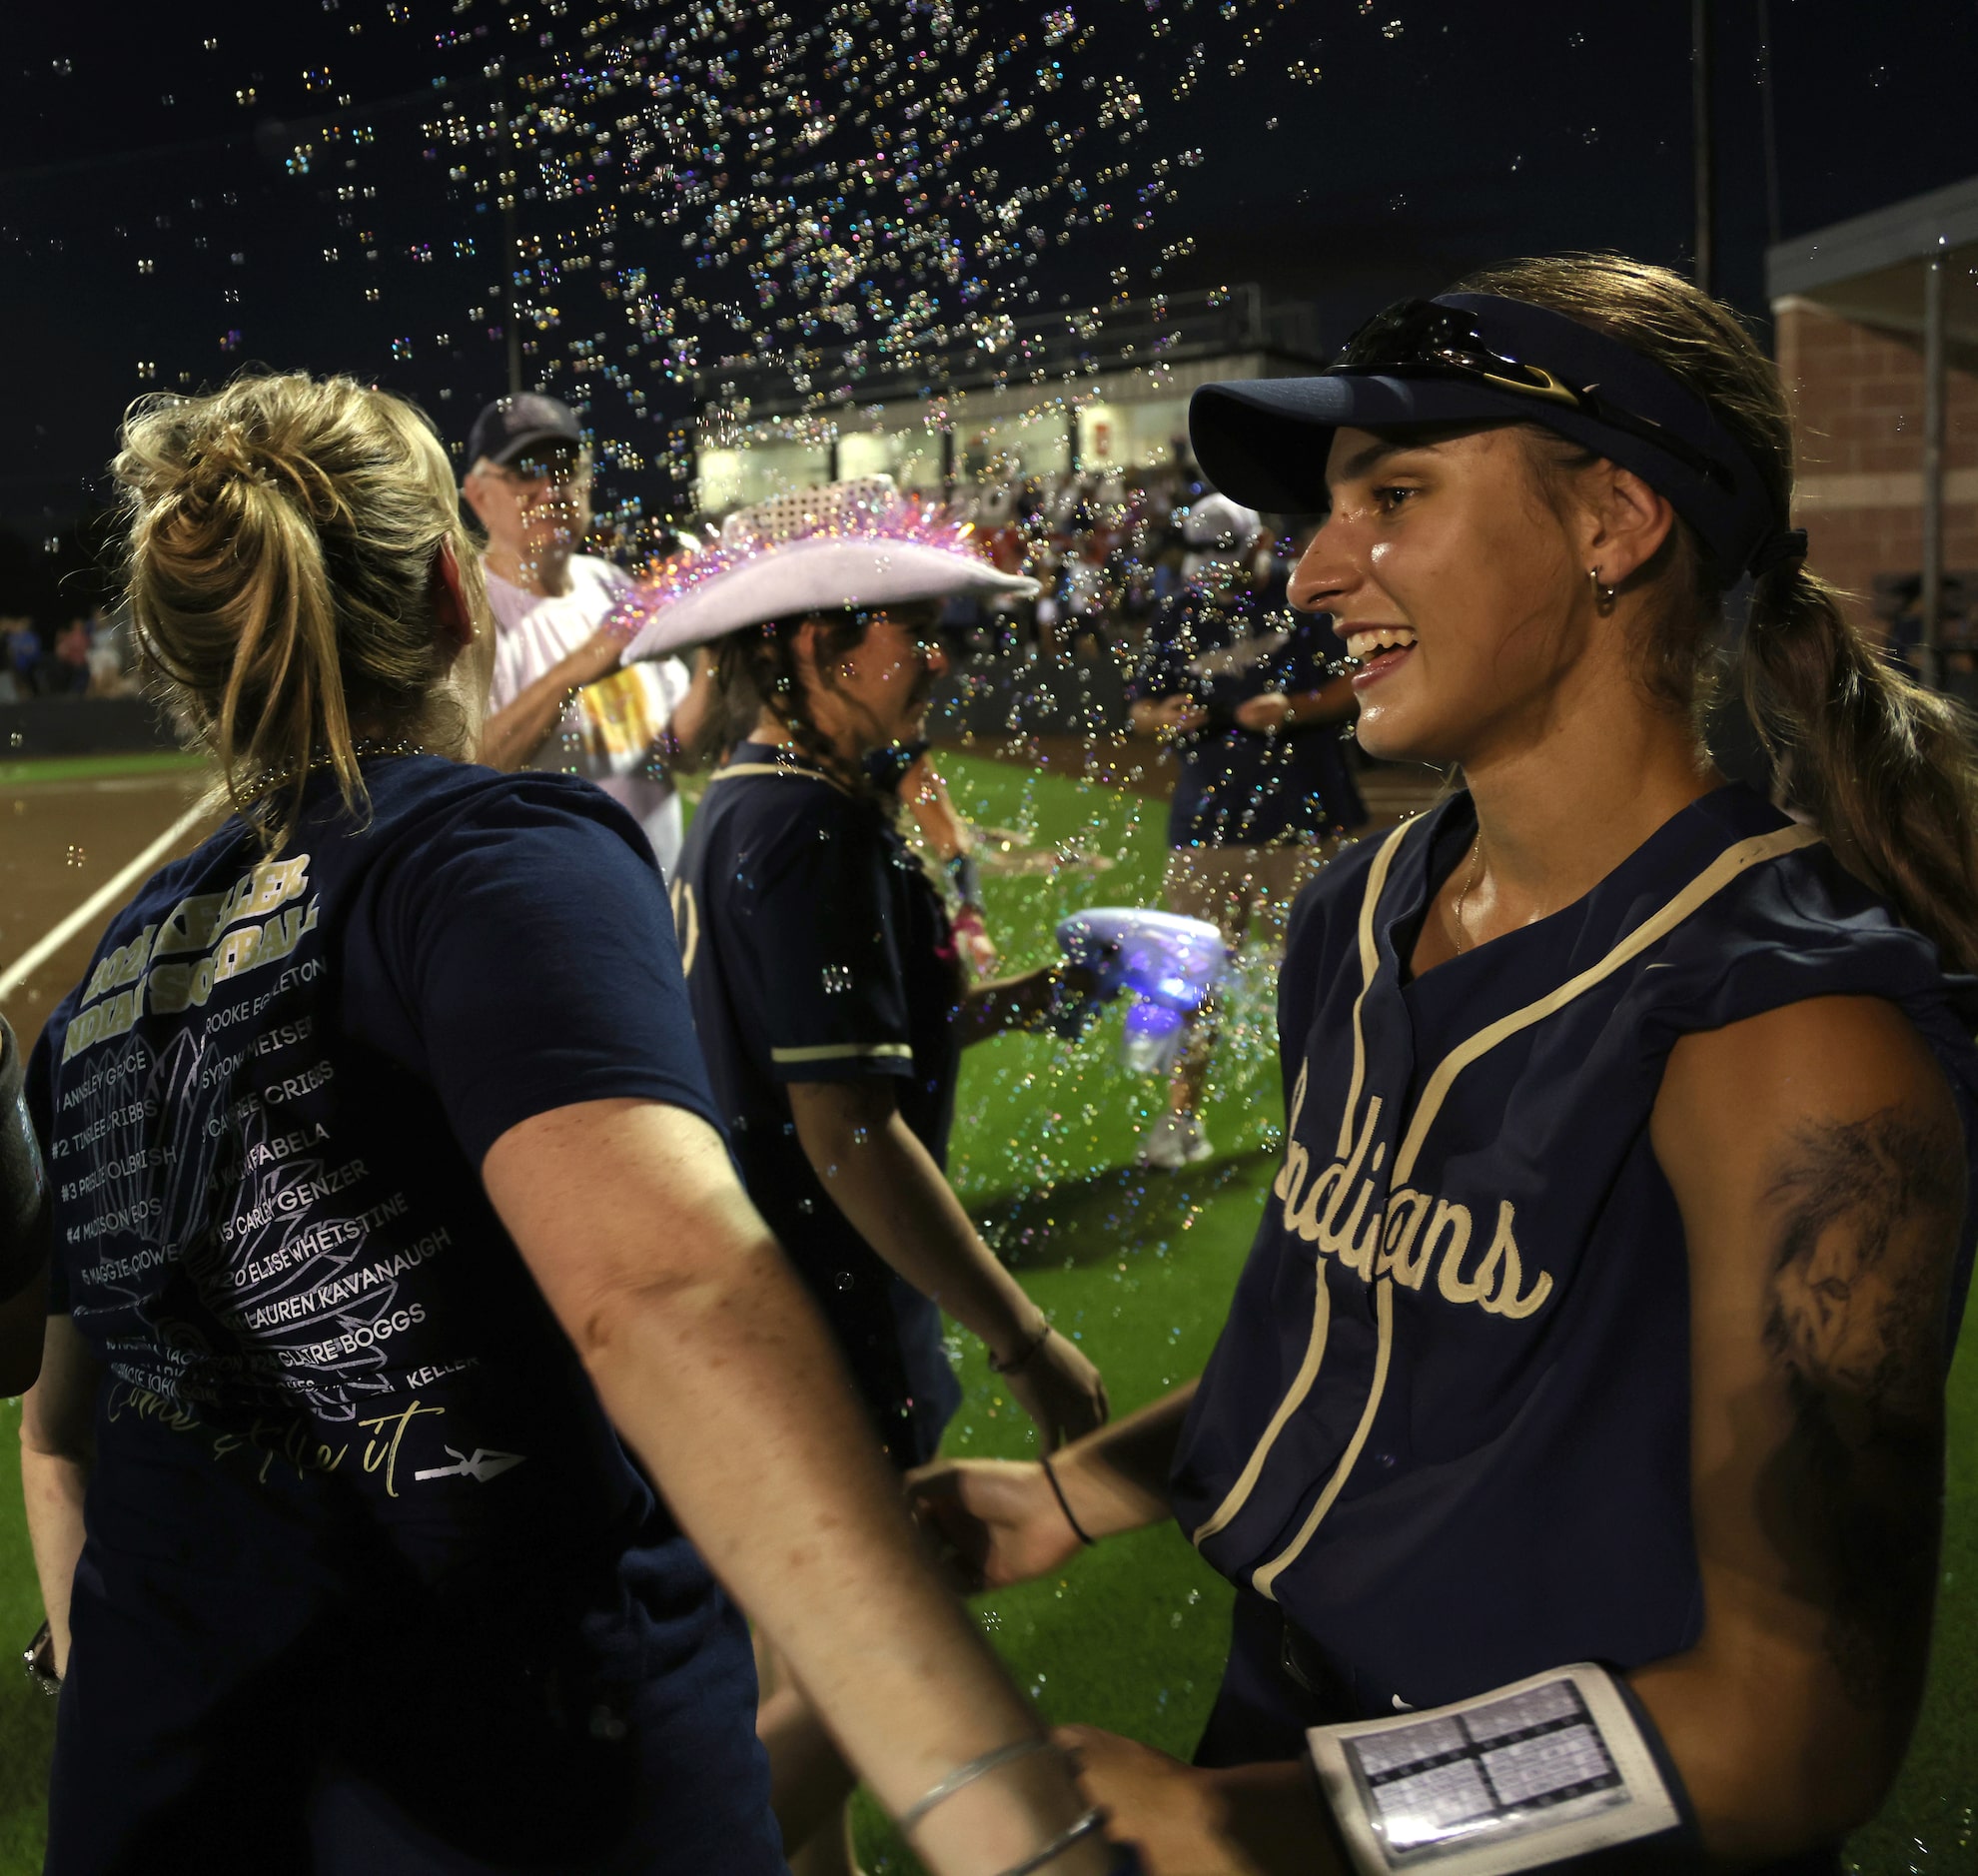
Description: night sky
xmin=2 ymin=0 xmax=1974 ymax=608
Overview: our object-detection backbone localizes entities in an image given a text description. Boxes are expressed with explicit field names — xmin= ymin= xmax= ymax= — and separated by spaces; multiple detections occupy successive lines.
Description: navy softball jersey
xmin=27 ymin=757 xmax=780 ymax=1875
xmin=670 ymin=742 xmax=965 ymax=1467
xmin=1171 ymin=782 xmax=1978 ymax=1753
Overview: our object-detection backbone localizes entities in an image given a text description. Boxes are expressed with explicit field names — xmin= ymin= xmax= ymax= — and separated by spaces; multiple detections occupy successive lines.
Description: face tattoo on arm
xmin=1757 ymin=1101 xmax=1963 ymax=1716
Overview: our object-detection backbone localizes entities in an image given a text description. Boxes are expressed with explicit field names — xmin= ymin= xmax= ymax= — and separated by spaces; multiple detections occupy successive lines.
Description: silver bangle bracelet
xmin=995 ymin=1806 xmax=1109 ymax=1876
xmin=896 ymin=1736 xmax=1059 ymax=1837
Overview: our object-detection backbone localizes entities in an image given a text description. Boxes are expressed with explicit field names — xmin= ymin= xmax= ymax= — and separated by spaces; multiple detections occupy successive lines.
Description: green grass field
xmin=0 ymin=751 xmax=205 ymax=789
xmin=0 ymin=748 xmax=1970 ymax=1872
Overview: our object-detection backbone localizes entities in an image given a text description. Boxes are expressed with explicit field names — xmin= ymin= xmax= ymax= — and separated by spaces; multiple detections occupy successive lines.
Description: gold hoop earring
xmin=1587 ymin=567 xmax=1617 ymax=616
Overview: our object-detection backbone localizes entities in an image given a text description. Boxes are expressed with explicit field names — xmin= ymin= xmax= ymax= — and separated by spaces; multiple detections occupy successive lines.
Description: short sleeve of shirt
xmin=726 ymin=787 xmax=915 ymax=1084
xmin=352 ymin=775 xmax=719 ymax=1164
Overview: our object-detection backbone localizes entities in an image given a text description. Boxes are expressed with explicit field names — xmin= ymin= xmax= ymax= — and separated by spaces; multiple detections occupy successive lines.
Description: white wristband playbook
xmin=1306 ymin=1663 xmax=1686 ymax=1876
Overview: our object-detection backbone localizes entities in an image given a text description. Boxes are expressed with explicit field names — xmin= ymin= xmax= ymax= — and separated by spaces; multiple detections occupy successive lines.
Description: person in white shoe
xmin=1126 ymin=494 xmax=1361 ymax=1170
xmin=463 ymin=393 xmax=705 ymax=876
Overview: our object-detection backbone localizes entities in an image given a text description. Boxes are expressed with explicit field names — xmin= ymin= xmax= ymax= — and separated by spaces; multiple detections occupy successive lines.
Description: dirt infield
xmin=0 ymin=756 xmax=221 ymax=1050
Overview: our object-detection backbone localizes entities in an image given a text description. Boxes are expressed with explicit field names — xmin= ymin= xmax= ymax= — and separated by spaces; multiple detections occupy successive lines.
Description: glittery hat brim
xmin=616 ymin=535 xmax=1040 ymax=662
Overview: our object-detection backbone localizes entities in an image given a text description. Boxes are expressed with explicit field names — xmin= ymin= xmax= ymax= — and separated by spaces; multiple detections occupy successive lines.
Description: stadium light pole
xmin=1922 ymin=251 xmax=1947 ymax=689
xmin=1691 ymin=0 xmax=1714 ymax=295
xmin=1756 ymin=0 xmax=1782 ymax=249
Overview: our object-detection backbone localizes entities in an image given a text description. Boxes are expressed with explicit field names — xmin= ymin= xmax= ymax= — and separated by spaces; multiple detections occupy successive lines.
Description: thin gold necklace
xmin=1449 ymin=835 xmax=1484 ymax=955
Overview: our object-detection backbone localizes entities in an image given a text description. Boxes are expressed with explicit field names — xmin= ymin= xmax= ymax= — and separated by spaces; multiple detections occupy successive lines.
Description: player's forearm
xmin=20 ymin=1434 xmax=86 ymax=1675
xmin=578 ymin=1255 xmax=1105 ymax=1874
xmin=1617 ymin=1633 xmax=1930 ymax=1849
xmin=1197 ymin=1762 xmax=1339 ymax=1875
xmin=904 ymin=762 xmax=971 ymax=863
xmin=1051 ymin=1381 xmax=1196 ymax=1535
xmin=481 ymin=681 xmax=570 ymax=770
xmin=791 ymin=1097 xmax=1039 ymax=1361
xmin=485 ymin=1099 xmax=1110 ymax=1875
xmin=956 ymin=966 xmax=1058 ymax=1046
xmin=481 ymin=645 xmax=608 ymax=770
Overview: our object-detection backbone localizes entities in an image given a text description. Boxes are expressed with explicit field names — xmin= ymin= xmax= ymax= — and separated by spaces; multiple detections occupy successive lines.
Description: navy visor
xmin=1189 ymin=293 xmax=1788 ymax=579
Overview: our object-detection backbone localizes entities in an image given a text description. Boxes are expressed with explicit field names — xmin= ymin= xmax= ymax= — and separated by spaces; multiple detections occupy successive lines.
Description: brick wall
xmin=1774 ymin=296 xmax=1978 ymax=632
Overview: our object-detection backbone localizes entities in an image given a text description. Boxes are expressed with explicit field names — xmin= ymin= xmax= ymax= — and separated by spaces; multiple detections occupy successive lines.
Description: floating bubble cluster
xmin=397 ymin=0 xmax=1310 ymax=539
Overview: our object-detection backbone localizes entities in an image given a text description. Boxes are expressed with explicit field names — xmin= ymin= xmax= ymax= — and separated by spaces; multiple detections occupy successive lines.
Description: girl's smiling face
xmin=1289 ymin=424 xmax=1605 ymax=769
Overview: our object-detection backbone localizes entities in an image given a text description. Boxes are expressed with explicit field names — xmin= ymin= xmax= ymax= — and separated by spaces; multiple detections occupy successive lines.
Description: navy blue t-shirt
xmin=670 ymin=743 xmax=964 ymax=1465
xmin=30 ymin=756 xmax=722 ymax=1574
xmin=1171 ymin=783 xmax=1978 ymax=1734
xmin=1129 ymin=583 xmax=1366 ymax=847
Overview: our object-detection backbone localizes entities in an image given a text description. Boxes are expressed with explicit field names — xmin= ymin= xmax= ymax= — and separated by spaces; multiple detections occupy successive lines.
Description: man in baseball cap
xmin=463 ymin=393 xmax=706 ymax=875
xmin=466 ymin=391 xmax=585 ymax=470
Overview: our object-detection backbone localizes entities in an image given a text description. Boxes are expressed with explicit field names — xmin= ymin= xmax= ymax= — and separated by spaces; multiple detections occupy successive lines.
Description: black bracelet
xmin=1040 ymin=1453 xmax=1096 ymax=1547
xmin=988 ymin=1317 xmax=1052 ymax=1374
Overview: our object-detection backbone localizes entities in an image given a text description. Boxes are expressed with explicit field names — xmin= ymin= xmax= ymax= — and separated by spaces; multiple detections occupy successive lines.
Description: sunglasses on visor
xmin=1332 ymin=300 xmax=1737 ymax=494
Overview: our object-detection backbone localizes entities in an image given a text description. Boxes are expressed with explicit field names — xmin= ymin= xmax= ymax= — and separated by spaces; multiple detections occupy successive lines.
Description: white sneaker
xmin=1138 ymin=1111 xmax=1214 ymax=1170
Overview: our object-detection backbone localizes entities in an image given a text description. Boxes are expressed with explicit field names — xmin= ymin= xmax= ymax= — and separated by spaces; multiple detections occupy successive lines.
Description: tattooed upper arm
xmin=1644 ymin=995 xmax=1967 ymax=1847
xmin=1758 ymin=1101 xmax=1962 ymax=1712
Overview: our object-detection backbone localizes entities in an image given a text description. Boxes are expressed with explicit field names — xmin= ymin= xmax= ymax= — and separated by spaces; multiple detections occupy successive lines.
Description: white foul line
xmin=0 ymin=799 xmax=214 ymax=1006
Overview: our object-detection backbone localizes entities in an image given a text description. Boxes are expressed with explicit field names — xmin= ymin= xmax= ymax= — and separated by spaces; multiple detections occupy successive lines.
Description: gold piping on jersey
xmin=769 ymin=1041 xmax=914 ymax=1064
xmin=1252 ymin=1275 xmax=1395 ymax=1601
xmin=1391 ymin=824 xmax=1822 ymax=1186
xmin=705 ymin=761 xmax=854 ymax=796
xmin=668 ymin=877 xmax=700 ymax=976
xmin=1189 ymin=823 xmax=1410 ymax=1549
xmin=1190 ymin=1219 xmax=1334 ymax=1547
xmin=1337 ymin=822 xmax=1414 ymax=1157
xmin=1201 ymin=813 xmax=1824 ymax=1589
xmin=1191 ymin=824 xmax=1407 ymax=1549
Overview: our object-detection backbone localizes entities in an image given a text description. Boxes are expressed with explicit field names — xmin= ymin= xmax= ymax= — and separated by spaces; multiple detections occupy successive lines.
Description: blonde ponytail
xmin=115 ymin=376 xmax=486 ymax=852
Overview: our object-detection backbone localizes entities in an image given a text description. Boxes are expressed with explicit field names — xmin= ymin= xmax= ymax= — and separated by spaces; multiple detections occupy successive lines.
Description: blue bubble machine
xmin=1054 ymin=907 xmax=1229 ymax=1071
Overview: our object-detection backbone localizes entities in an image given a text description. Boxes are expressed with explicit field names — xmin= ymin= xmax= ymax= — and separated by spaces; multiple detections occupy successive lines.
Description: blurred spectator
xmin=31 ymin=619 xmax=93 ymax=699
xmin=463 ymin=392 xmax=706 ymax=877
xmin=5 ymin=619 xmax=38 ymax=693
xmin=1060 ymin=533 xmax=1111 ymax=659
xmin=1126 ymin=499 xmax=1363 ymax=1169
xmin=85 ymin=605 xmax=141 ymax=697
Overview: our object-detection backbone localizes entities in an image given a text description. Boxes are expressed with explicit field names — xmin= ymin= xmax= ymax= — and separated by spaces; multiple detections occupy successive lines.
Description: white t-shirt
xmin=485 ymin=554 xmax=690 ymax=875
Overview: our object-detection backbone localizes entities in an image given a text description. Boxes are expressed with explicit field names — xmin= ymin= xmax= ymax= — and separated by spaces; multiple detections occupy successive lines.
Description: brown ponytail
xmin=114 ymin=375 xmax=487 ymax=853
xmin=1455 ymin=254 xmax=1978 ymax=975
xmin=1743 ymin=559 xmax=1978 ymax=971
